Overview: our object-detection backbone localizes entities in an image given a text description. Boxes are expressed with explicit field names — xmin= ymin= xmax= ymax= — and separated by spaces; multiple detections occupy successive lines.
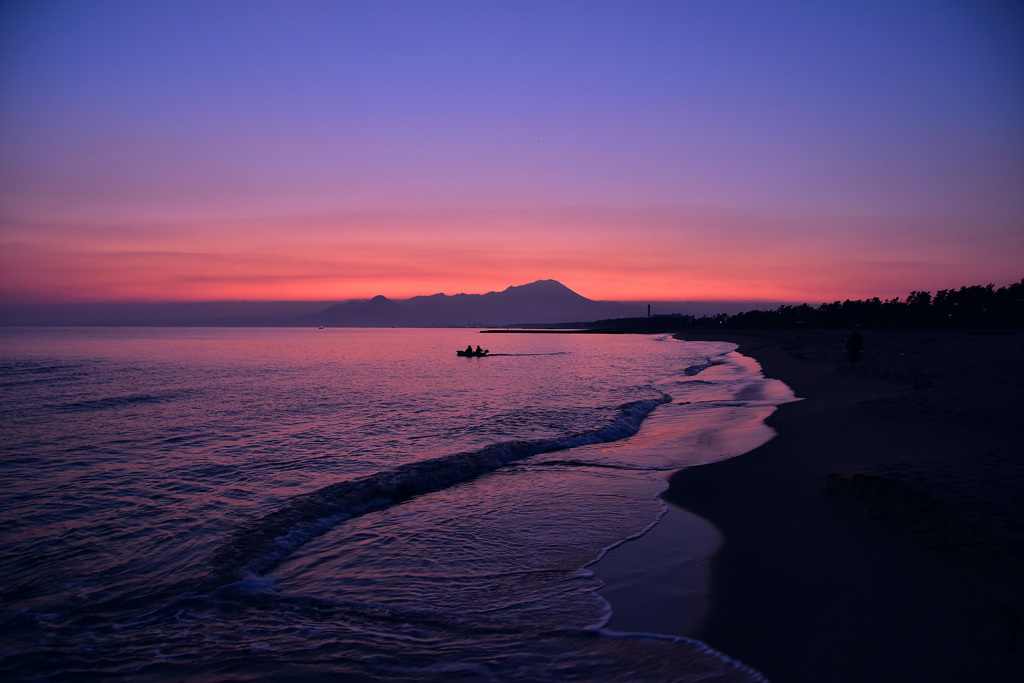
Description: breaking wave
xmin=210 ymin=394 xmax=671 ymax=583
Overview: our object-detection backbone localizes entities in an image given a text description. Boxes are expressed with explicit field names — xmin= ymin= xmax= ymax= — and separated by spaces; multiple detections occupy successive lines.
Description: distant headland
xmin=539 ymin=279 xmax=1024 ymax=333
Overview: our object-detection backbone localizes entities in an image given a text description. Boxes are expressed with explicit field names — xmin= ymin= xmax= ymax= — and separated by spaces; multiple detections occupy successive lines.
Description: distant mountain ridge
xmin=0 ymin=280 xmax=780 ymax=326
xmin=312 ymin=280 xmax=638 ymax=327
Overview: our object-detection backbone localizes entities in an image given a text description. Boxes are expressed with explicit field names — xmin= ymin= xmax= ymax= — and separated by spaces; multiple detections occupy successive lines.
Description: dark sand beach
xmin=606 ymin=330 xmax=1024 ymax=682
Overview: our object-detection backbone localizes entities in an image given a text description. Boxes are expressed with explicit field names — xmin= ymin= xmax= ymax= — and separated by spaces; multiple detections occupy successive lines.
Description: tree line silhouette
xmin=582 ymin=279 xmax=1024 ymax=332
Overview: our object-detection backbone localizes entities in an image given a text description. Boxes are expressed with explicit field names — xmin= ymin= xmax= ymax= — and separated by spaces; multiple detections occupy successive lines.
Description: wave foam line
xmin=210 ymin=395 xmax=670 ymax=584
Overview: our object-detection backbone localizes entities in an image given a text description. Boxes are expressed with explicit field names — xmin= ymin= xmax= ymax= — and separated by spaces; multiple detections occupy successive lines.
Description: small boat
xmin=456 ymin=349 xmax=490 ymax=357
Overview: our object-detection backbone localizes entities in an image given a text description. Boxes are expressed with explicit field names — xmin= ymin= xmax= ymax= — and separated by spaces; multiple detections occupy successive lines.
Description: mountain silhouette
xmin=315 ymin=294 xmax=408 ymax=327
xmin=312 ymin=280 xmax=637 ymax=327
xmin=0 ymin=280 xmax=775 ymax=326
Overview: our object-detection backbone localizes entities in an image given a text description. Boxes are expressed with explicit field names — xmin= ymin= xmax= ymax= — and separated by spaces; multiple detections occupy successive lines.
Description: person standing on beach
xmin=846 ymin=329 xmax=863 ymax=362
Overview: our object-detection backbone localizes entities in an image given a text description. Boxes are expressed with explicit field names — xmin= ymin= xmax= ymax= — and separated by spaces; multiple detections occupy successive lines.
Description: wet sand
xmin=621 ymin=330 xmax=1024 ymax=682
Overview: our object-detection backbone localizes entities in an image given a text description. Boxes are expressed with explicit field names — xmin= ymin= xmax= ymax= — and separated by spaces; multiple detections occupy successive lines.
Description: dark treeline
xmin=578 ymin=279 xmax=1024 ymax=332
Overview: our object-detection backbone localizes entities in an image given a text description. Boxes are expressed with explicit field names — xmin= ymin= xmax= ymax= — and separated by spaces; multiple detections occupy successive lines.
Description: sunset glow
xmin=2 ymin=1 xmax=1022 ymax=306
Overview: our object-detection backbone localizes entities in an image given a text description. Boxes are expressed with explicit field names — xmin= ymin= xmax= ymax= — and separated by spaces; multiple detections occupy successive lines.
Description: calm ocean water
xmin=0 ymin=327 xmax=793 ymax=681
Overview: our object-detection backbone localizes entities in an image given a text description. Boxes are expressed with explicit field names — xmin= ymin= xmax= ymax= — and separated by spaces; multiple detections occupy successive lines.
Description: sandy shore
xmin=607 ymin=329 xmax=1024 ymax=682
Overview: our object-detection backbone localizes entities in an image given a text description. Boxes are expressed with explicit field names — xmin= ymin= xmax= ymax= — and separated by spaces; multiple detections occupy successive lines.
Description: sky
xmin=1 ymin=0 xmax=1022 ymax=305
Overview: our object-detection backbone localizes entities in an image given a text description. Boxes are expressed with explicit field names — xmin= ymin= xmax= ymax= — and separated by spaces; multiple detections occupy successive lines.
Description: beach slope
xmin=663 ymin=330 xmax=1024 ymax=682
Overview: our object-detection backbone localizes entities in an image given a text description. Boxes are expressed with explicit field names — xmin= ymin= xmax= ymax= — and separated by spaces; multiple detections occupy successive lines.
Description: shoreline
xmin=656 ymin=330 xmax=1024 ymax=681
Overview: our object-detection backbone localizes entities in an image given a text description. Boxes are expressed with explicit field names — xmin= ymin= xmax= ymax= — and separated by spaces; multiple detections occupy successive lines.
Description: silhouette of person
xmin=846 ymin=329 xmax=863 ymax=362
xmin=475 ymin=346 xmax=484 ymax=354
xmin=465 ymin=345 xmax=473 ymax=354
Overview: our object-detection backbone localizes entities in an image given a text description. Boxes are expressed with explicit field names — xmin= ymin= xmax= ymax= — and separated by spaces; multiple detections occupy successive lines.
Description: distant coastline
xmin=2 ymin=277 xmax=1020 ymax=331
xmin=0 ymin=280 xmax=777 ymax=328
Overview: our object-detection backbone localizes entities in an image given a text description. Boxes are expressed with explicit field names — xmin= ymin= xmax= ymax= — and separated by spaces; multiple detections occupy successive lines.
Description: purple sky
xmin=1 ymin=0 xmax=1022 ymax=303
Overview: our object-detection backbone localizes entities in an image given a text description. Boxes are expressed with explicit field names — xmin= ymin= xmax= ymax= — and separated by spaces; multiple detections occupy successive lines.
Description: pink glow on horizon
xmin=3 ymin=205 xmax=1020 ymax=305
xmin=1 ymin=2 xmax=1022 ymax=307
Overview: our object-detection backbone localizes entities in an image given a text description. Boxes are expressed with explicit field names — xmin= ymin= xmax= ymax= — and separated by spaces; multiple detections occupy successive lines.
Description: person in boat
xmin=475 ymin=346 xmax=485 ymax=355
xmin=465 ymin=345 xmax=474 ymax=355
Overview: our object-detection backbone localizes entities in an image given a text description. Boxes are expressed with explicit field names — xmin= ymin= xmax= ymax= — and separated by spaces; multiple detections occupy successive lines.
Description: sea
xmin=0 ymin=327 xmax=794 ymax=681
